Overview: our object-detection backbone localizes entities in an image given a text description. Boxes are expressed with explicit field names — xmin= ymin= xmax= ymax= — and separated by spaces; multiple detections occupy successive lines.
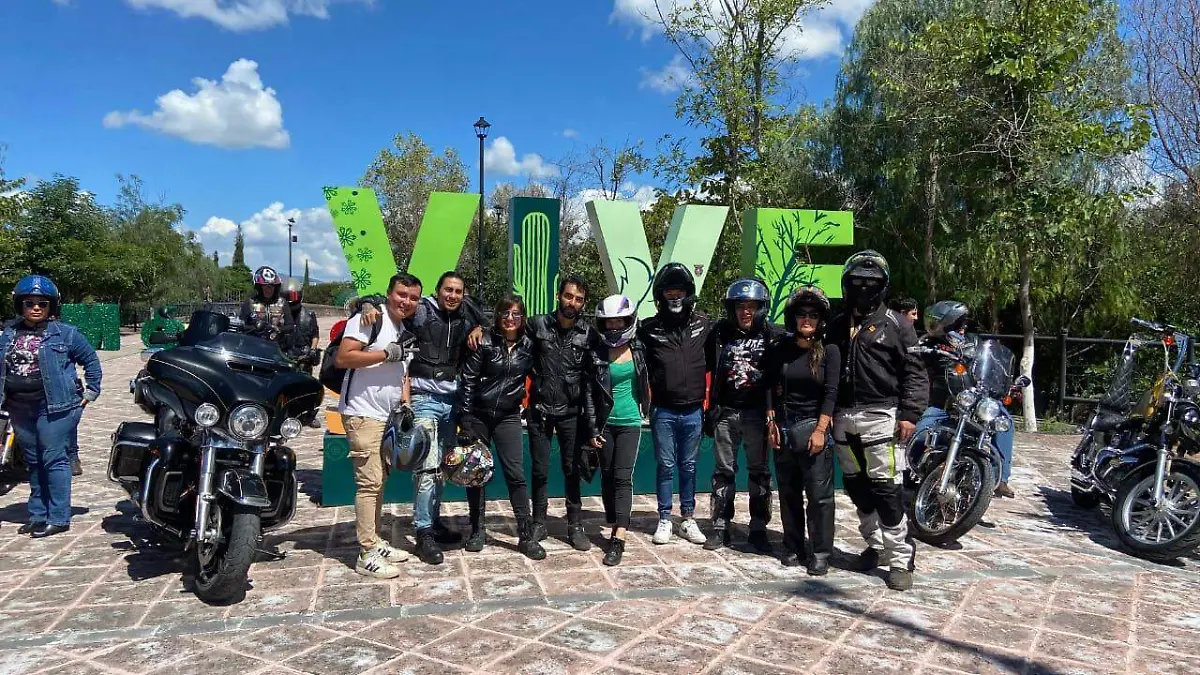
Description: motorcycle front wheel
xmin=1113 ymin=462 xmax=1200 ymax=563
xmin=192 ymin=504 xmax=260 ymax=604
xmin=909 ymin=452 xmax=995 ymax=546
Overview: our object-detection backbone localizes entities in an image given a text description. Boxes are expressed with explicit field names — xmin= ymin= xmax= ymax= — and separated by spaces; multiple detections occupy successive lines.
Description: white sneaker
xmin=373 ymin=541 xmax=409 ymax=563
xmin=679 ymin=519 xmax=706 ymax=545
xmin=652 ymin=519 xmax=674 ymax=545
xmin=355 ymin=550 xmax=401 ymax=579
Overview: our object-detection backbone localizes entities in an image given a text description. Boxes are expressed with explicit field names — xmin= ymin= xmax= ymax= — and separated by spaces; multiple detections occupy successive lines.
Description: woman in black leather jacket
xmin=456 ymin=295 xmax=543 ymax=559
xmin=585 ymin=295 xmax=651 ymax=566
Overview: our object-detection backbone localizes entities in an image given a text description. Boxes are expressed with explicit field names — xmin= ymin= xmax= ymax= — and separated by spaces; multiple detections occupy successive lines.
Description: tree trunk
xmin=923 ymin=149 xmax=940 ymax=303
xmin=987 ymin=287 xmax=1000 ymax=334
xmin=1018 ymin=243 xmax=1038 ymax=432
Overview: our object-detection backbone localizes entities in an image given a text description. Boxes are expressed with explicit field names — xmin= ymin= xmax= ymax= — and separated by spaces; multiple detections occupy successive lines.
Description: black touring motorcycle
xmin=110 ymin=311 xmax=323 ymax=602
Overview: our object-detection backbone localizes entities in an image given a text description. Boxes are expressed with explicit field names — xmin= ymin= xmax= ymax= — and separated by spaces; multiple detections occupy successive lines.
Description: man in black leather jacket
xmin=525 ymin=274 xmax=599 ymax=551
xmin=827 ymin=250 xmax=928 ymax=591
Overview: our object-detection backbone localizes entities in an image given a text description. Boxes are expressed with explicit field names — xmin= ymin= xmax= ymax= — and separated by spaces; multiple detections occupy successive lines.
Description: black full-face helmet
xmin=652 ymin=263 xmax=696 ymax=316
xmin=841 ymin=250 xmax=891 ymax=312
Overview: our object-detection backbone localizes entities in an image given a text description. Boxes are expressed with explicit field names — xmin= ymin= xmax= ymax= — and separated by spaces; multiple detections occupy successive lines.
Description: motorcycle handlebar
xmin=1131 ymin=317 xmax=1176 ymax=335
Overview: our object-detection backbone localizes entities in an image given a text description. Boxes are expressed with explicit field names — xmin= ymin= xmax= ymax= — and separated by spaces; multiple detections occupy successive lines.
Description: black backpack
xmin=318 ymin=317 xmax=383 ymax=393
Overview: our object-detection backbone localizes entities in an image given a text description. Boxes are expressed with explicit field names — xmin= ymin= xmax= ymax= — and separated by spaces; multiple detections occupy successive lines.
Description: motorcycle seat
xmin=1092 ymin=411 xmax=1127 ymax=433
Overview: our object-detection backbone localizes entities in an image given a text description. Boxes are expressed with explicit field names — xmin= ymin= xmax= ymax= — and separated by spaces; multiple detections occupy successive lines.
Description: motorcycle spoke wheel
xmin=914 ymin=459 xmax=984 ymax=536
xmin=1120 ymin=471 xmax=1200 ymax=547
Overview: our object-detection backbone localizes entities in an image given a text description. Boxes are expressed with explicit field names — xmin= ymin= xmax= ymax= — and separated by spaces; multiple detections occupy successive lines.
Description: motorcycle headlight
xmin=228 ymin=404 xmax=269 ymax=440
xmin=194 ymin=403 xmax=221 ymax=428
xmin=280 ymin=418 xmax=303 ymax=439
xmin=955 ymin=390 xmax=980 ymax=413
xmin=993 ymin=413 xmax=1012 ymax=432
xmin=975 ymin=398 xmax=1003 ymax=425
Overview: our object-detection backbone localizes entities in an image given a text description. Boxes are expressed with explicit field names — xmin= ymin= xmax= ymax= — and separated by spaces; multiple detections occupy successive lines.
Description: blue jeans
xmin=916 ymin=406 xmax=1013 ymax=482
xmin=651 ymin=406 xmax=702 ymax=520
xmin=8 ymin=402 xmax=81 ymax=527
xmin=411 ymin=392 xmax=456 ymax=531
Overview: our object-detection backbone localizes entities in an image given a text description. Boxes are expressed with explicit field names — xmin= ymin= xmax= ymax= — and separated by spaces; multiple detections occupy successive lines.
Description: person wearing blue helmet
xmin=0 ymin=275 xmax=102 ymax=537
xmin=702 ymin=278 xmax=781 ymax=552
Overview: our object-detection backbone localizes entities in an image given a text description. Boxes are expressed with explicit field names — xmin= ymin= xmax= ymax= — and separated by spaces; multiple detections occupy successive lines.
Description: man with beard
xmin=703 ymin=279 xmax=781 ymax=552
xmin=827 ymin=250 xmax=928 ymax=591
xmin=525 ymin=275 xmax=599 ymax=550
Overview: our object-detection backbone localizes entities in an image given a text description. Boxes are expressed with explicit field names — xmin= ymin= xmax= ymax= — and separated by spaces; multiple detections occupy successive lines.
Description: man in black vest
xmin=525 ymin=275 xmax=599 ymax=550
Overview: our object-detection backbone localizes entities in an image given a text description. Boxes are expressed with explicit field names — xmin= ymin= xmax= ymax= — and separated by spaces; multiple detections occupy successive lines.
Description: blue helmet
xmin=12 ymin=275 xmax=61 ymax=317
xmin=723 ymin=279 xmax=770 ymax=328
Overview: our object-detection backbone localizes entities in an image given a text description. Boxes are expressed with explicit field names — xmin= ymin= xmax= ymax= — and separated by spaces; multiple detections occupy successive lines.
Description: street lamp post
xmin=474 ymin=116 xmax=491 ymax=300
xmin=287 ymin=217 xmax=296 ymax=278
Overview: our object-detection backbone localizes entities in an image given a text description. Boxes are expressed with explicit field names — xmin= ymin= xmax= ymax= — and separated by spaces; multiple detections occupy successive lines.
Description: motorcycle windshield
xmin=971 ymin=340 xmax=1016 ymax=397
xmin=193 ymin=332 xmax=293 ymax=368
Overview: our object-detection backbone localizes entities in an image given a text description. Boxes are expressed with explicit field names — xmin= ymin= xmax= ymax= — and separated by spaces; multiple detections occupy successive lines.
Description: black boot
xmin=603 ymin=537 xmax=625 ymax=566
xmin=466 ymin=489 xmax=486 ymax=553
xmin=747 ymin=530 xmax=772 ymax=553
xmin=432 ymin=518 xmax=462 ymax=545
xmin=857 ymin=546 xmax=881 ymax=572
xmin=531 ymin=502 xmax=548 ymax=542
xmin=415 ymin=529 xmax=444 ymax=565
xmin=807 ymin=555 xmax=830 ymax=576
xmin=567 ymin=522 xmax=591 ymax=551
xmin=517 ymin=518 xmax=546 ymax=561
xmin=703 ymin=527 xmax=731 ymax=551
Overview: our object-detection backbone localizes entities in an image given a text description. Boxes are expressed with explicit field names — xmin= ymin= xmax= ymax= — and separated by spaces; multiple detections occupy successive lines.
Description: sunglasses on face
xmin=795 ymin=311 xmax=822 ymax=321
xmin=23 ymin=300 xmax=49 ymax=310
xmin=501 ymin=311 xmax=523 ymax=319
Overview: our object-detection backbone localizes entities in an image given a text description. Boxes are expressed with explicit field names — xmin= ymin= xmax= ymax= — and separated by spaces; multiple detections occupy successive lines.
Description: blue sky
xmin=0 ymin=0 xmax=870 ymax=280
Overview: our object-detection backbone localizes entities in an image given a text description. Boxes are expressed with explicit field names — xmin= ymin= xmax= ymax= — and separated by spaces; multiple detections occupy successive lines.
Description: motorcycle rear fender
xmin=216 ymin=468 xmax=272 ymax=508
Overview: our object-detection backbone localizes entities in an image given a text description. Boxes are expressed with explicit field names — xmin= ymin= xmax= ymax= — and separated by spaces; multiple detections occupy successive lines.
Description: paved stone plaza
xmin=1 ymin=329 xmax=1199 ymax=674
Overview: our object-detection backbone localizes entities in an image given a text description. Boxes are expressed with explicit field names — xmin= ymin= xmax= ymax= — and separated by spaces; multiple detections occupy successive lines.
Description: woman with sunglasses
xmin=0 ymin=276 xmax=102 ymax=537
xmin=456 ymin=295 xmax=544 ymax=559
xmin=763 ymin=286 xmax=839 ymax=574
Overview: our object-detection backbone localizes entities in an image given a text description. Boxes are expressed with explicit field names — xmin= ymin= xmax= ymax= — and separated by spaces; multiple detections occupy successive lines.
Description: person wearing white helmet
xmin=584 ymin=295 xmax=650 ymax=566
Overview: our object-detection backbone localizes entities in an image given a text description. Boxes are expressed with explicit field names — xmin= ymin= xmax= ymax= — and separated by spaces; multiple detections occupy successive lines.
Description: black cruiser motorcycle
xmin=110 ymin=311 xmax=323 ymax=602
xmin=905 ymin=339 xmax=1029 ymax=545
xmin=1070 ymin=318 xmax=1200 ymax=563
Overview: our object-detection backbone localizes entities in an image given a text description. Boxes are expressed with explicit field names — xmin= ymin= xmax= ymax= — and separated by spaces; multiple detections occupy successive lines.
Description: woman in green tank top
xmin=586 ymin=295 xmax=650 ymax=566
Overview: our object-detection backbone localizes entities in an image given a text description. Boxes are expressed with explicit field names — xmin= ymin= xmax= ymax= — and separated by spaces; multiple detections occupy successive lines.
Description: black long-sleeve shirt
xmin=764 ymin=340 xmax=841 ymax=424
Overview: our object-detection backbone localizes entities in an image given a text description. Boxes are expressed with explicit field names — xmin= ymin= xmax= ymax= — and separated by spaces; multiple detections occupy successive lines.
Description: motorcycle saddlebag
xmin=109 ymin=422 xmax=157 ymax=482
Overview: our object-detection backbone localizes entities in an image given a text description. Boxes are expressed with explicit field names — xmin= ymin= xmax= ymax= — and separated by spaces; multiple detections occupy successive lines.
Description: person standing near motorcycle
xmin=0 ymin=275 xmax=102 ymax=538
xmin=640 ymin=263 xmax=711 ymax=546
xmin=828 ymin=250 xmax=928 ymax=591
xmin=916 ymin=301 xmax=1016 ymax=498
xmin=239 ymin=266 xmax=292 ymax=335
xmin=282 ymin=279 xmax=323 ymax=428
xmin=456 ymin=295 xmax=544 ymax=560
xmin=585 ymin=295 xmax=650 ymax=566
xmin=764 ymin=287 xmax=839 ymax=574
xmin=335 ymin=273 xmax=422 ymax=578
xmin=703 ymin=279 xmax=781 ymax=552
xmin=526 ymin=275 xmax=599 ymax=551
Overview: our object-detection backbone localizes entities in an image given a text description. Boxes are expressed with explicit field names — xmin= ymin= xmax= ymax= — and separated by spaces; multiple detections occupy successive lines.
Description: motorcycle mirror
xmin=1014 ymin=375 xmax=1032 ymax=389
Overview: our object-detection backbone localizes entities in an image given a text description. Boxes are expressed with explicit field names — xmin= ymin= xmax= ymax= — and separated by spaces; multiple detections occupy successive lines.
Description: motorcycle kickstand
xmin=254 ymin=536 xmax=287 ymax=561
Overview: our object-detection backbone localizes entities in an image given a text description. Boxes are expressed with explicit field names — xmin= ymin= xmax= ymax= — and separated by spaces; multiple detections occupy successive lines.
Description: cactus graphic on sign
xmin=741 ymin=208 xmax=854 ymax=322
xmin=508 ymin=197 xmax=561 ymax=317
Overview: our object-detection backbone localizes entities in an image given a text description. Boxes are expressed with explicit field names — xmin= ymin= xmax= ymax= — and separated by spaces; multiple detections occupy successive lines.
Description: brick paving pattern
xmin=0 ymin=327 xmax=1197 ymax=674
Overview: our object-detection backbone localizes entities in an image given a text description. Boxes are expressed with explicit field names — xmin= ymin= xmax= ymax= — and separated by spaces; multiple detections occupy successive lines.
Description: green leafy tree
xmin=232 ymin=225 xmax=246 ymax=267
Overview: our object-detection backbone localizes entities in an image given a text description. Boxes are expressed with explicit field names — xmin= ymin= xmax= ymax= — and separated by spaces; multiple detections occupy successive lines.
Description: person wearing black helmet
xmin=1 ymin=275 xmax=102 ymax=538
xmin=917 ymin=301 xmax=1016 ymax=498
xmin=702 ymin=278 xmax=781 ymax=552
xmin=239 ymin=266 xmax=293 ymax=337
xmin=639 ymin=263 xmax=712 ymax=545
xmin=827 ymin=250 xmax=929 ymax=591
xmin=763 ymin=286 xmax=840 ymax=574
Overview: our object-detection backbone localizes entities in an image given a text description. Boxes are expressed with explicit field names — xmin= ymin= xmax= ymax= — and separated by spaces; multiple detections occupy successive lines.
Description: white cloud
xmin=121 ymin=0 xmax=369 ymax=32
xmin=190 ymin=202 xmax=349 ymax=281
xmin=562 ymin=128 xmax=579 ymax=139
xmin=639 ymin=54 xmax=695 ymax=93
xmin=484 ymin=137 xmax=559 ymax=179
xmin=103 ymin=59 xmax=290 ymax=150
xmin=615 ymin=0 xmax=874 ymax=66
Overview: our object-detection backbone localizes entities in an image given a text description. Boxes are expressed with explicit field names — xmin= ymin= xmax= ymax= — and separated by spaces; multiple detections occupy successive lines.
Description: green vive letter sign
xmin=508 ymin=197 xmax=561 ymax=317
xmin=323 ymin=187 xmax=477 ymax=295
xmin=741 ymin=208 xmax=854 ymax=322
xmin=585 ymin=200 xmax=728 ymax=319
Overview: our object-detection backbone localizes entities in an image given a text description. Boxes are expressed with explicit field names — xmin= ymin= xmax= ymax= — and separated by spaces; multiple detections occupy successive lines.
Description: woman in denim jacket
xmin=0 ymin=276 xmax=102 ymax=537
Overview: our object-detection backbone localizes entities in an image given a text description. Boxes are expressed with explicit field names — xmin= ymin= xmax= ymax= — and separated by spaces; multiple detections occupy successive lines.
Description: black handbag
xmin=783 ymin=418 xmax=819 ymax=453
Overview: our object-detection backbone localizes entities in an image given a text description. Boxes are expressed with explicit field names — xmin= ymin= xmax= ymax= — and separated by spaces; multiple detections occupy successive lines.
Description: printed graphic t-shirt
xmin=4 ymin=324 xmax=46 ymax=403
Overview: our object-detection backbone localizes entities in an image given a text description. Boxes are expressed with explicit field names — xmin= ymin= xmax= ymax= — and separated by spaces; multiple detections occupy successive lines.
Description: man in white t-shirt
xmin=335 ymin=272 xmax=422 ymax=579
